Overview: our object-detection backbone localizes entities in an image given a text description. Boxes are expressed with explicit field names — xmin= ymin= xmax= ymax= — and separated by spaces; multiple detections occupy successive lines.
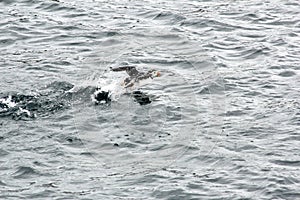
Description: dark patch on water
xmin=131 ymin=91 xmax=152 ymax=105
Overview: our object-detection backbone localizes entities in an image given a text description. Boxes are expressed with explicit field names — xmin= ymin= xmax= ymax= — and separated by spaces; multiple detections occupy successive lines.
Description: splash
xmin=91 ymin=69 xmax=158 ymax=104
xmin=0 ymin=95 xmax=35 ymax=119
xmin=91 ymin=70 xmax=129 ymax=104
xmin=0 ymin=81 xmax=74 ymax=120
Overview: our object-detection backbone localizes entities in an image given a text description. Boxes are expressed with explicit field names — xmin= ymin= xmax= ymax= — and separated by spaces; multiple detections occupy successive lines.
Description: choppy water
xmin=1 ymin=0 xmax=299 ymax=199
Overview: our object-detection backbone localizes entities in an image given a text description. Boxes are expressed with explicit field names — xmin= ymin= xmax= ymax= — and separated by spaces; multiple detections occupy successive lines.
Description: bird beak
xmin=156 ymin=71 xmax=161 ymax=77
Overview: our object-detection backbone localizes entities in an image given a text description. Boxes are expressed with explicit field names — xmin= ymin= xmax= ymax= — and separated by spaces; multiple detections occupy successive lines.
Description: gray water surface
xmin=0 ymin=0 xmax=299 ymax=199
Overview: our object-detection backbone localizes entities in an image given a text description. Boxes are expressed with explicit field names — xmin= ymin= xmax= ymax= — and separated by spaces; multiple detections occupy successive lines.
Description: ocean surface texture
xmin=0 ymin=0 xmax=299 ymax=199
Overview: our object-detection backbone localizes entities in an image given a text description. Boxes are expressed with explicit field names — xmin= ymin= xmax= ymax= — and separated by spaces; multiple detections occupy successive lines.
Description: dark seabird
xmin=110 ymin=66 xmax=161 ymax=88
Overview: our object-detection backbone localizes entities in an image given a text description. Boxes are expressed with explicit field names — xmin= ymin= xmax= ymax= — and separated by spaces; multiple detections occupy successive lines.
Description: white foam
xmin=0 ymin=95 xmax=17 ymax=109
xmin=0 ymin=95 xmax=35 ymax=118
xmin=17 ymin=107 xmax=33 ymax=117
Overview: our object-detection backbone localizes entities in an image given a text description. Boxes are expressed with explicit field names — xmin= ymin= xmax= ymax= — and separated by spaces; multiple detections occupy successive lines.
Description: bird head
xmin=148 ymin=70 xmax=161 ymax=78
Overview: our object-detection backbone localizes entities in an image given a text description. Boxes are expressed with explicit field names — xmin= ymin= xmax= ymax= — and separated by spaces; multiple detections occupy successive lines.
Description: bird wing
xmin=136 ymin=73 xmax=152 ymax=81
xmin=110 ymin=66 xmax=139 ymax=77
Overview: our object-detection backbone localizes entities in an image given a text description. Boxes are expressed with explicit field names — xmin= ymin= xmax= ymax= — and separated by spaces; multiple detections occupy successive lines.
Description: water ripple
xmin=0 ymin=0 xmax=299 ymax=199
